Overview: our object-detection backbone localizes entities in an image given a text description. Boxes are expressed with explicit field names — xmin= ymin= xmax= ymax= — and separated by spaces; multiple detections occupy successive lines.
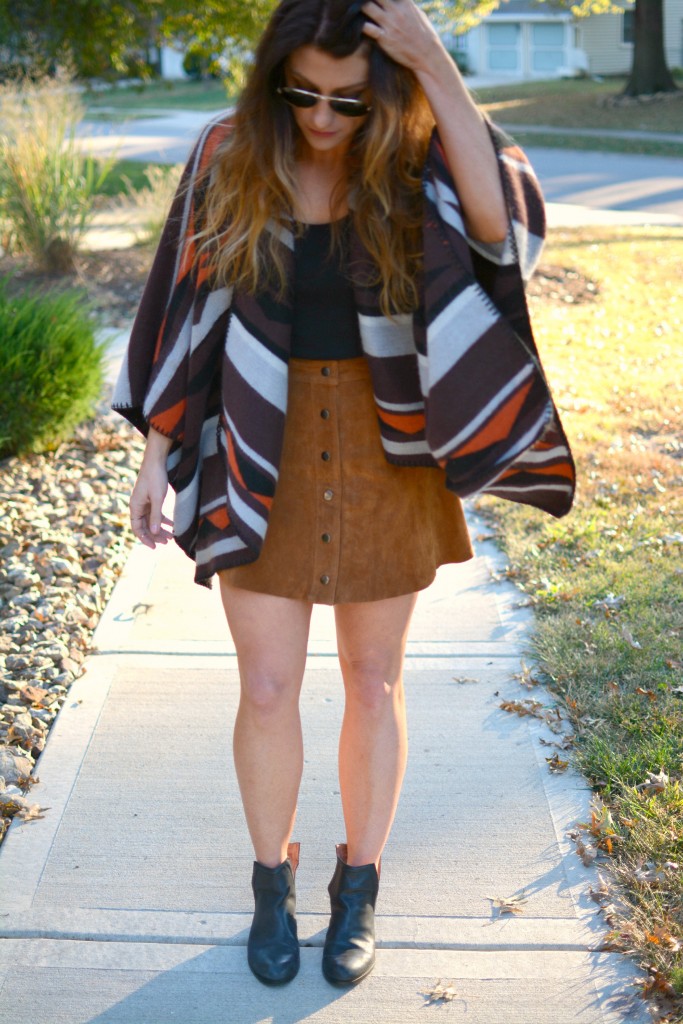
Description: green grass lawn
xmin=509 ymin=131 xmax=683 ymax=159
xmin=476 ymin=225 xmax=683 ymax=1018
xmin=85 ymin=79 xmax=235 ymax=113
xmin=475 ymin=73 xmax=683 ymax=135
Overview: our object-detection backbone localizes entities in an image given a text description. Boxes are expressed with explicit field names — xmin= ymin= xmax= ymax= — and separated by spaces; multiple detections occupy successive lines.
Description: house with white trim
xmin=443 ymin=0 xmax=683 ymax=80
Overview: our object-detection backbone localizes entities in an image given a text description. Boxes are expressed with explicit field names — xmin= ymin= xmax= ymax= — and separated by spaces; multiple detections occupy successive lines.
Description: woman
xmin=113 ymin=0 xmax=574 ymax=989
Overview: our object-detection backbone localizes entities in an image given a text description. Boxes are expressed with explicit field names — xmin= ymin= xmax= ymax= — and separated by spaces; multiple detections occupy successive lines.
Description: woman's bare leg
xmin=333 ymin=592 xmax=418 ymax=868
xmin=218 ymin=579 xmax=313 ymax=868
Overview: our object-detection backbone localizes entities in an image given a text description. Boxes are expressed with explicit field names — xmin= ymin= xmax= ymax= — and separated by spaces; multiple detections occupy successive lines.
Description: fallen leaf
xmin=513 ymin=661 xmax=540 ymax=688
xmin=18 ymin=804 xmax=47 ymax=822
xmin=594 ymin=593 xmax=626 ymax=612
xmin=424 ymin=980 xmax=458 ymax=1004
xmin=641 ymin=968 xmax=677 ymax=1000
xmin=546 ymin=752 xmax=569 ymax=773
xmin=452 ymin=676 xmax=478 ymax=684
xmin=633 ymin=861 xmax=680 ymax=886
xmin=636 ymin=769 xmax=669 ymax=794
xmin=486 ymin=892 xmax=528 ymax=915
xmin=634 ymin=686 xmax=657 ymax=701
xmin=595 ymin=933 xmax=626 ymax=952
xmin=499 ymin=699 xmax=545 ymax=718
xmin=575 ymin=837 xmax=599 ymax=866
xmin=588 ymin=881 xmax=611 ymax=903
xmin=645 ymin=926 xmax=681 ymax=951
xmin=576 ymin=795 xmax=618 ymax=840
xmin=621 ymin=625 xmax=642 ymax=649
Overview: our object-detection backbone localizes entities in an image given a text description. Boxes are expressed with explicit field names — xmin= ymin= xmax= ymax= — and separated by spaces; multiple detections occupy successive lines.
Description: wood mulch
xmin=0 ymin=247 xmax=154 ymax=328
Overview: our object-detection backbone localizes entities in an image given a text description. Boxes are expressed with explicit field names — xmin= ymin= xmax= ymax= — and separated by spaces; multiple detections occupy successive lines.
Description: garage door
xmin=486 ymin=23 xmax=521 ymax=73
xmin=532 ymin=23 xmax=566 ymax=73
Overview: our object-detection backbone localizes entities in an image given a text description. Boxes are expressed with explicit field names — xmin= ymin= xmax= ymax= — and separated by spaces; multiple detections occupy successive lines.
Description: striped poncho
xmin=112 ymin=112 xmax=575 ymax=588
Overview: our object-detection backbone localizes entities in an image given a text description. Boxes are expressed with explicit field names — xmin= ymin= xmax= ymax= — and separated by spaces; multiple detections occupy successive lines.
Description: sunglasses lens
xmin=278 ymin=86 xmax=369 ymax=118
xmin=279 ymin=87 xmax=317 ymax=109
xmin=330 ymin=99 xmax=369 ymax=117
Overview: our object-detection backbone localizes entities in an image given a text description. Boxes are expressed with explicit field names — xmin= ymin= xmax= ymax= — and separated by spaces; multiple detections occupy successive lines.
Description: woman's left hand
xmin=360 ymin=0 xmax=445 ymax=73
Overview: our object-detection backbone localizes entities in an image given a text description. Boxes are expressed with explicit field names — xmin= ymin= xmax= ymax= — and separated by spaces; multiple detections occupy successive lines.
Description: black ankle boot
xmin=247 ymin=841 xmax=300 ymax=985
xmin=322 ymin=842 xmax=380 ymax=986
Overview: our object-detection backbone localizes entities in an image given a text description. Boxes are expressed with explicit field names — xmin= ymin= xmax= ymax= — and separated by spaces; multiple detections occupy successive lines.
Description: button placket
xmin=314 ymin=370 xmax=341 ymax=601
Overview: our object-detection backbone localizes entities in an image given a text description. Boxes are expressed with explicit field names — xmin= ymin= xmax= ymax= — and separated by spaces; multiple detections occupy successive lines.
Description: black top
xmin=291 ymin=216 xmax=363 ymax=360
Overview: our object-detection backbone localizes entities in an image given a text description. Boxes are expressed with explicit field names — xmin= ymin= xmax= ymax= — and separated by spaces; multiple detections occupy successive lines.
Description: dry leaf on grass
xmin=640 ymin=967 xmax=678 ymax=1001
xmin=593 ymin=593 xmax=626 ymax=613
xmin=486 ymin=892 xmax=528 ymax=915
xmin=423 ymin=980 xmax=458 ymax=1004
xmin=633 ymin=861 xmax=680 ymax=886
xmin=645 ymin=926 xmax=682 ymax=951
xmin=621 ymin=625 xmax=642 ymax=649
xmin=636 ymin=769 xmax=669 ymax=793
xmin=576 ymin=795 xmax=619 ymax=847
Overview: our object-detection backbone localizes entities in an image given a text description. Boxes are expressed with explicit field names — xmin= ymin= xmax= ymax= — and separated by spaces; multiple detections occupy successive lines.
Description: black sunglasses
xmin=277 ymin=85 xmax=371 ymax=118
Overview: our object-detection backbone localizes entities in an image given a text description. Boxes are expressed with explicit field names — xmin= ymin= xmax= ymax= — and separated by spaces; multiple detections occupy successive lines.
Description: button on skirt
xmin=218 ymin=357 xmax=473 ymax=604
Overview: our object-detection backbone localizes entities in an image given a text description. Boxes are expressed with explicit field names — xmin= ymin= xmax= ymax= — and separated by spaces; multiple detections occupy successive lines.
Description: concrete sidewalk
xmin=0 ymin=507 xmax=651 ymax=1022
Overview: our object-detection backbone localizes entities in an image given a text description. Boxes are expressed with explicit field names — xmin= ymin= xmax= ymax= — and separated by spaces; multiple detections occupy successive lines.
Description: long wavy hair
xmin=193 ymin=0 xmax=435 ymax=317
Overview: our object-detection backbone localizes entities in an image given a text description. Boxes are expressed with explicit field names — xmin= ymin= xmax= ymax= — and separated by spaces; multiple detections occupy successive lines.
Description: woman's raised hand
xmin=360 ymin=0 xmax=445 ymax=73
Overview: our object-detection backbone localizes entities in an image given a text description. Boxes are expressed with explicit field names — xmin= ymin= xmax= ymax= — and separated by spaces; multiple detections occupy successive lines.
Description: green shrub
xmin=0 ymin=70 xmax=113 ymax=274
xmin=0 ymin=278 xmax=106 ymax=458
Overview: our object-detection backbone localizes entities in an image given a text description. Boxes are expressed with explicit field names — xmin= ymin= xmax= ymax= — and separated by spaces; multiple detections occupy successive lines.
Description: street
xmin=79 ymin=109 xmax=683 ymax=225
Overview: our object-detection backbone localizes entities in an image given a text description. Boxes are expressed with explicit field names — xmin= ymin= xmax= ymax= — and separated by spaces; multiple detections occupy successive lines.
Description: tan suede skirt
xmin=219 ymin=357 xmax=473 ymax=604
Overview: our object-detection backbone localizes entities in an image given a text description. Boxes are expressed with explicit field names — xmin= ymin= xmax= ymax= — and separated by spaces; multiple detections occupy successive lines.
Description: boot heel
xmin=248 ymin=841 xmax=300 ymax=985
xmin=322 ymin=842 xmax=380 ymax=986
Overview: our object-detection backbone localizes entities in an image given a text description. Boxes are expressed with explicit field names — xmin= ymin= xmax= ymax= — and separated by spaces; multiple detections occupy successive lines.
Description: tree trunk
xmin=623 ymin=0 xmax=678 ymax=96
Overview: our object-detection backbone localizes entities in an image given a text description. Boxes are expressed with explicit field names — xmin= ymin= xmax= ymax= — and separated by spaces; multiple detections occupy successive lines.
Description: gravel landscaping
xmin=0 ymin=241 xmax=149 ymax=845
xmin=0 ymin=397 xmax=144 ymax=841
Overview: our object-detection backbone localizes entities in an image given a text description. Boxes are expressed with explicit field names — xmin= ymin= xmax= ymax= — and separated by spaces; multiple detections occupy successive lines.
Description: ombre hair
xmin=193 ymin=0 xmax=435 ymax=317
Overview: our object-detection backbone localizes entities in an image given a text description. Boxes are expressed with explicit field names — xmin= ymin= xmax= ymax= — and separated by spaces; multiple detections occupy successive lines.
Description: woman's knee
xmin=340 ymin=655 xmax=404 ymax=713
xmin=238 ymin=668 xmax=301 ymax=718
